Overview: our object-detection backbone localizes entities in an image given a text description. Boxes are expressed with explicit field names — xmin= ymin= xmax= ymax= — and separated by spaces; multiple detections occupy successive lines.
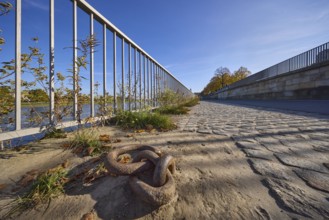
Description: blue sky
xmin=1 ymin=0 xmax=329 ymax=93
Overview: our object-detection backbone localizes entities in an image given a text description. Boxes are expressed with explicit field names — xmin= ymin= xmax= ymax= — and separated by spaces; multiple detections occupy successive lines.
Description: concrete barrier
xmin=217 ymin=61 xmax=329 ymax=100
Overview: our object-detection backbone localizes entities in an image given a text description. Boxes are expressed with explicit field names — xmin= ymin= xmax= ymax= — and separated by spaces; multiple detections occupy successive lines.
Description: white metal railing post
xmin=139 ymin=51 xmax=142 ymax=109
xmin=166 ymin=72 xmax=169 ymax=89
xmin=161 ymin=69 xmax=163 ymax=93
xmin=121 ymin=38 xmax=125 ymax=110
xmin=147 ymin=58 xmax=150 ymax=105
xmin=150 ymin=62 xmax=153 ymax=106
xmin=90 ymin=13 xmax=94 ymax=117
xmin=15 ymin=0 xmax=22 ymax=130
xmin=49 ymin=0 xmax=55 ymax=126
xmin=73 ymin=0 xmax=78 ymax=120
xmin=155 ymin=65 xmax=158 ymax=106
xmin=158 ymin=67 xmax=161 ymax=95
xmin=113 ymin=31 xmax=117 ymax=112
xmin=103 ymin=24 xmax=107 ymax=110
xmin=163 ymin=71 xmax=165 ymax=91
xmin=134 ymin=48 xmax=137 ymax=110
xmin=160 ymin=68 xmax=162 ymax=94
xmin=154 ymin=63 xmax=156 ymax=106
xmin=128 ymin=43 xmax=131 ymax=111
xmin=160 ymin=69 xmax=163 ymax=93
xmin=143 ymin=55 xmax=146 ymax=107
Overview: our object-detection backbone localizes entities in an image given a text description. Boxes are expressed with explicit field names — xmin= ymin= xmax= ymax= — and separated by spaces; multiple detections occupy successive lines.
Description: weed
xmin=157 ymin=89 xmax=181 ymax=107
xmin=111 ymin=111 xmax=176 ymax=131
xmin=3 ymin=165 xmax=68 ymax=218
xmin=66 ymin=129 xmax=104 ymax=156
xmin=83 ymin=162 xmax=108 ymax=184
xmin=155 ymin=105 xmax=189 ymax=115
xmin=155 ymin=96 xmax=198 ymax=115
xmin=44 ymin=128 xmax=67 ymax=139
xmin=182 ymin=96 xmax=199 ymax=107
xmin=155 ymin=89 xmax=198 ymax=115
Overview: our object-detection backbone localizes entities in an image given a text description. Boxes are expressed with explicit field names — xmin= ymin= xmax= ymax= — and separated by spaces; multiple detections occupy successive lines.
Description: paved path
xmin=179 ymin=100 xmax=329 ymax=219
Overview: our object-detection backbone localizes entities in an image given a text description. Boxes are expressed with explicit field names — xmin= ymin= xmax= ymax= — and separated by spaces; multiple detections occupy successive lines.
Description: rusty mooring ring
xmin=129 ymin=170 xmax=176 ymax=206
xmin=153 ymin=154 xmax=176 ymax=187
xmin=104 ymin=144 xmax=176 ymax=206
xmin=104 ymin=144 xmax=161 ymax=175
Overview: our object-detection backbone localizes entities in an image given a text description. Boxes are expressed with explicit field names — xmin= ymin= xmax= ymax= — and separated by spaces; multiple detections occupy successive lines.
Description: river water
xmin=1 ymin=102 xmax=144 ymax=132
xmin=1 ymin=102 xmax=145 ymax=147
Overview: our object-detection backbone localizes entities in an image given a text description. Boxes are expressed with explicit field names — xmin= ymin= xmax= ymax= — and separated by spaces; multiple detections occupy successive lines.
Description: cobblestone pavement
xmin=179 ymin=100 xmax=329 ymax=219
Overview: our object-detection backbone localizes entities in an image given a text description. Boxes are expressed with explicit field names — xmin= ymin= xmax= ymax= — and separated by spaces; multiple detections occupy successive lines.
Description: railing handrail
xmin=74 ymin=0 xmax=190 ymax=92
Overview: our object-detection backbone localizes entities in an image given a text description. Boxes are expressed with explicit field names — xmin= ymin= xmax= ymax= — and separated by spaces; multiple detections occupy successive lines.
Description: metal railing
xmin=0 ymin=0 xmax=193 ymax=143
xmin=222 ymin=41 xmax=329 ymax=90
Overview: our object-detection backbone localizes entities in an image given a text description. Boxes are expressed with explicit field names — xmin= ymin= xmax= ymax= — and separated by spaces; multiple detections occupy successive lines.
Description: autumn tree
xmin=23 ymin=89 xmax=49 ymax=103
xmin=232 ymin=67 xmax=251 ymax=81
xmin=201 ymin=66 xmax=250 ymax=95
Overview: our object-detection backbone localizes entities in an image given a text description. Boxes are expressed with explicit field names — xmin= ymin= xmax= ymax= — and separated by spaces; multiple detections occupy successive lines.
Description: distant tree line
xmin=201 ymin=66 xmax=251 ymax=96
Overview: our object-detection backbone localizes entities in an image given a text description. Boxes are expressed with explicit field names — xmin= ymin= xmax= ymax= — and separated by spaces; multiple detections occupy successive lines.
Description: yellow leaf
xmin=0 ymin=184 xmax=7 ymax=190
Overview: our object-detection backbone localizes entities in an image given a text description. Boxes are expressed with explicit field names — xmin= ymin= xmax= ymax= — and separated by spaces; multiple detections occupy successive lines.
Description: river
xmin=0 ymin=102 xmax=143 ymax=132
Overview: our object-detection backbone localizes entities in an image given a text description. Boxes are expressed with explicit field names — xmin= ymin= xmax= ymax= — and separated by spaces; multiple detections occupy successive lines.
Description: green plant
xmin=3 ymin=165 xmax=67 ymax=218
xmin=67 ymin=34 xmax=100 ymax=126
xmin=155 ymin=94 xmax=198 ymax=115
xmin=155 ymin=105 xmax=189 ymax=115
xmin=111 ymin=111 xmax=176 ymax=131
xmin=67 ymin=129 xmax=103 ymax=156
xmin=43 ymin=128 xmax=67 ymax=139
xmin=182 ymin=96 xmax=199 ymax=107
xmin=157 ymin=89 xmax=181 ymax=107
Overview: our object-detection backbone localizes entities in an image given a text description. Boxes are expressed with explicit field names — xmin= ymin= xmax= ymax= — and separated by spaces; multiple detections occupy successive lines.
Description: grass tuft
xmin=155 ymin=97 xmax=199 ymax=115
xmin=155 ymin=105 xmax=189 ymax=115
xmin=182 ymin=96 xmax=199 ymax=107
xmin=44 ymin=128 xmax=67 ymax=139
xmin=111 ymin=111 xmax=176 ymax=131
xmin=3 ymin=165 xmax=68 ymax=218
xmin=66 ymin=129 xmax=104 ymax=156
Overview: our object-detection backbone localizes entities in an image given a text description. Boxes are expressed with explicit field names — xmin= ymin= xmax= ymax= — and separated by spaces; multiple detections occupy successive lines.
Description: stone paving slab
xmin=274 ymin=153 xmax=329 ymax=174
xmin=294 ymin=169 xmax=329 ymax=193
xmin=242 ymin=148 xmax=273 ymax=161
xmin=264 ymin=178 xmax=329 ymax=219
xmin=179 ymin=100 xmax=329 ymax=219
xmin=248 ymin=159 xmax=291 ymax=181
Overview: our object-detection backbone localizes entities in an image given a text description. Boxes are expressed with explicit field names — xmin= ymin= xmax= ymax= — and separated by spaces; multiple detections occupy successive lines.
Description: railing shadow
xmin=204 ymin=99 xmax=329 ymax=119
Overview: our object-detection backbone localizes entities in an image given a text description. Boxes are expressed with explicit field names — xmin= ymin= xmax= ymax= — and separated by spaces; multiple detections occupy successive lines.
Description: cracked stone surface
xmin=242 ymin=148 xmax=273 ymax=161
xmin=274 ymin=153 xmax=329 ymax=174
xmin=294 ymin=169 xmax=329 ymax=193
xmin=178 ymin=100 xmax=329 ymax=219
xmin=236 ymin=141 xmax=264 ymax=150
xmin=264 ymin=178 xmax=329 ymax=219
xmin=249 ymin=159 xmax=291 ymax=180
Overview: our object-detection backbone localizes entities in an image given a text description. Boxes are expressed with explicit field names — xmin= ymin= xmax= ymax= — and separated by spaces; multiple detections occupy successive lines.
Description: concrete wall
xmin=217 ymin=62 xmax=329 ymax=100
